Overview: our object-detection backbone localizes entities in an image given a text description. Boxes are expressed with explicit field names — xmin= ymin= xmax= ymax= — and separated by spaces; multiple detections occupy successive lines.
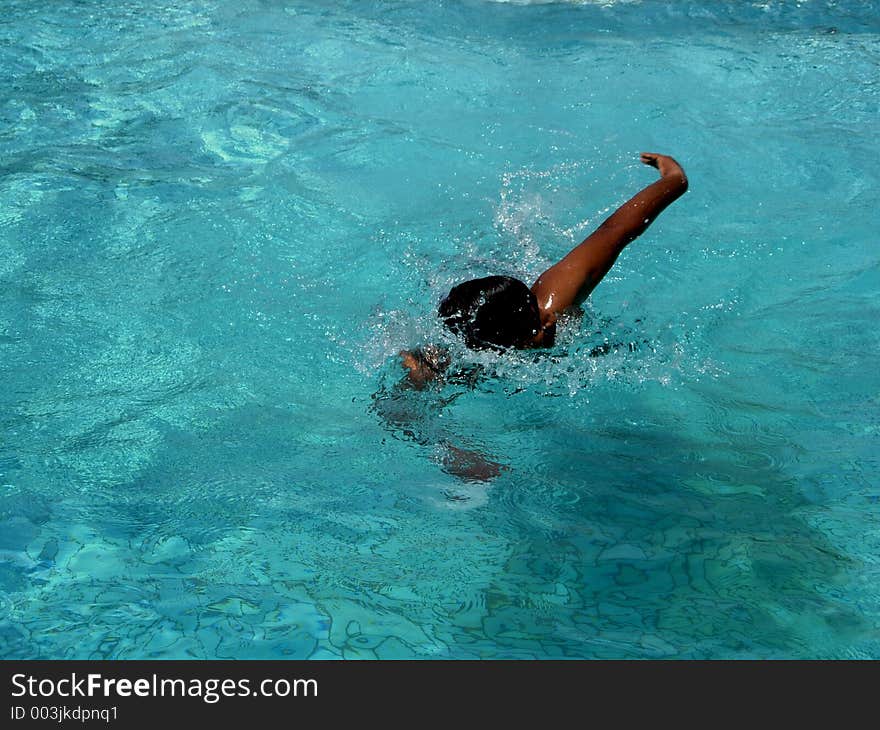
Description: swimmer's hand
xmin=640 ymin=152 xmax=688 ymax=187
xmin=400 ymin=350 xmax=429 ymax=388
xmin=399 ymin=346 xmax=450 ymax=389
xmin=440 ymin=443 xmax=507 ymax=483
xmin=530 ymin=151 xmax=689 ymax=315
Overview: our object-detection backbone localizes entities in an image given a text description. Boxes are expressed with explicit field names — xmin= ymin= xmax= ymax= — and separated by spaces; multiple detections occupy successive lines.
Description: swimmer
xmin=402 ymin=152 xmax=688 ymax=384
xmin=382 ymin=152 xmax=688 ymax=483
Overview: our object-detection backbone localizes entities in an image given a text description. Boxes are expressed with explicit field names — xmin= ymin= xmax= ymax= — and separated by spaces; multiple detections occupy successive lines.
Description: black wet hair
xmin=438 ymin=275 xmax=543 ymax=351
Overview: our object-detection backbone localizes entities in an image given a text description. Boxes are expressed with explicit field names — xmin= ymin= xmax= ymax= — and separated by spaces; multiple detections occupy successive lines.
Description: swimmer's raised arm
xmin=530 ymin=152 xmax=688 ymax=329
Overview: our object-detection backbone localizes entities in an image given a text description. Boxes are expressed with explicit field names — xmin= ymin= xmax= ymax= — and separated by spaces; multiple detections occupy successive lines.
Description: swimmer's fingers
xmin=640 ymin=152 xmax=658 ymax=166
xmin=640 ymin=152 xmax=686 ymax=182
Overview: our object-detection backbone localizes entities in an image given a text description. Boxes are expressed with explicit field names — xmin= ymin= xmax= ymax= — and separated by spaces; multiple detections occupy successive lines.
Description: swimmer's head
xmin=438 ymin=275 xmax=547 ymax=351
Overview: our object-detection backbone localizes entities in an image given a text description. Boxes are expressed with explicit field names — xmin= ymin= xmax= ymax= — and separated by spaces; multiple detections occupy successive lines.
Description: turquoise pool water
xmin=1 ymin=0 xmax=879 ymax=659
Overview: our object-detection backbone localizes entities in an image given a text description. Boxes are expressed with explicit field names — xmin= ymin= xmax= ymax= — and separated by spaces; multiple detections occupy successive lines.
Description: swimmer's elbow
xmin=677 ymin=173 xmax=689 ymax=194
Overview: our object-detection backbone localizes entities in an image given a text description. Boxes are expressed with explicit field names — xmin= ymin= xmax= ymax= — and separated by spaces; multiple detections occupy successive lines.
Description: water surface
xmin=1 ymin=0 xmax=879 ymax=658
